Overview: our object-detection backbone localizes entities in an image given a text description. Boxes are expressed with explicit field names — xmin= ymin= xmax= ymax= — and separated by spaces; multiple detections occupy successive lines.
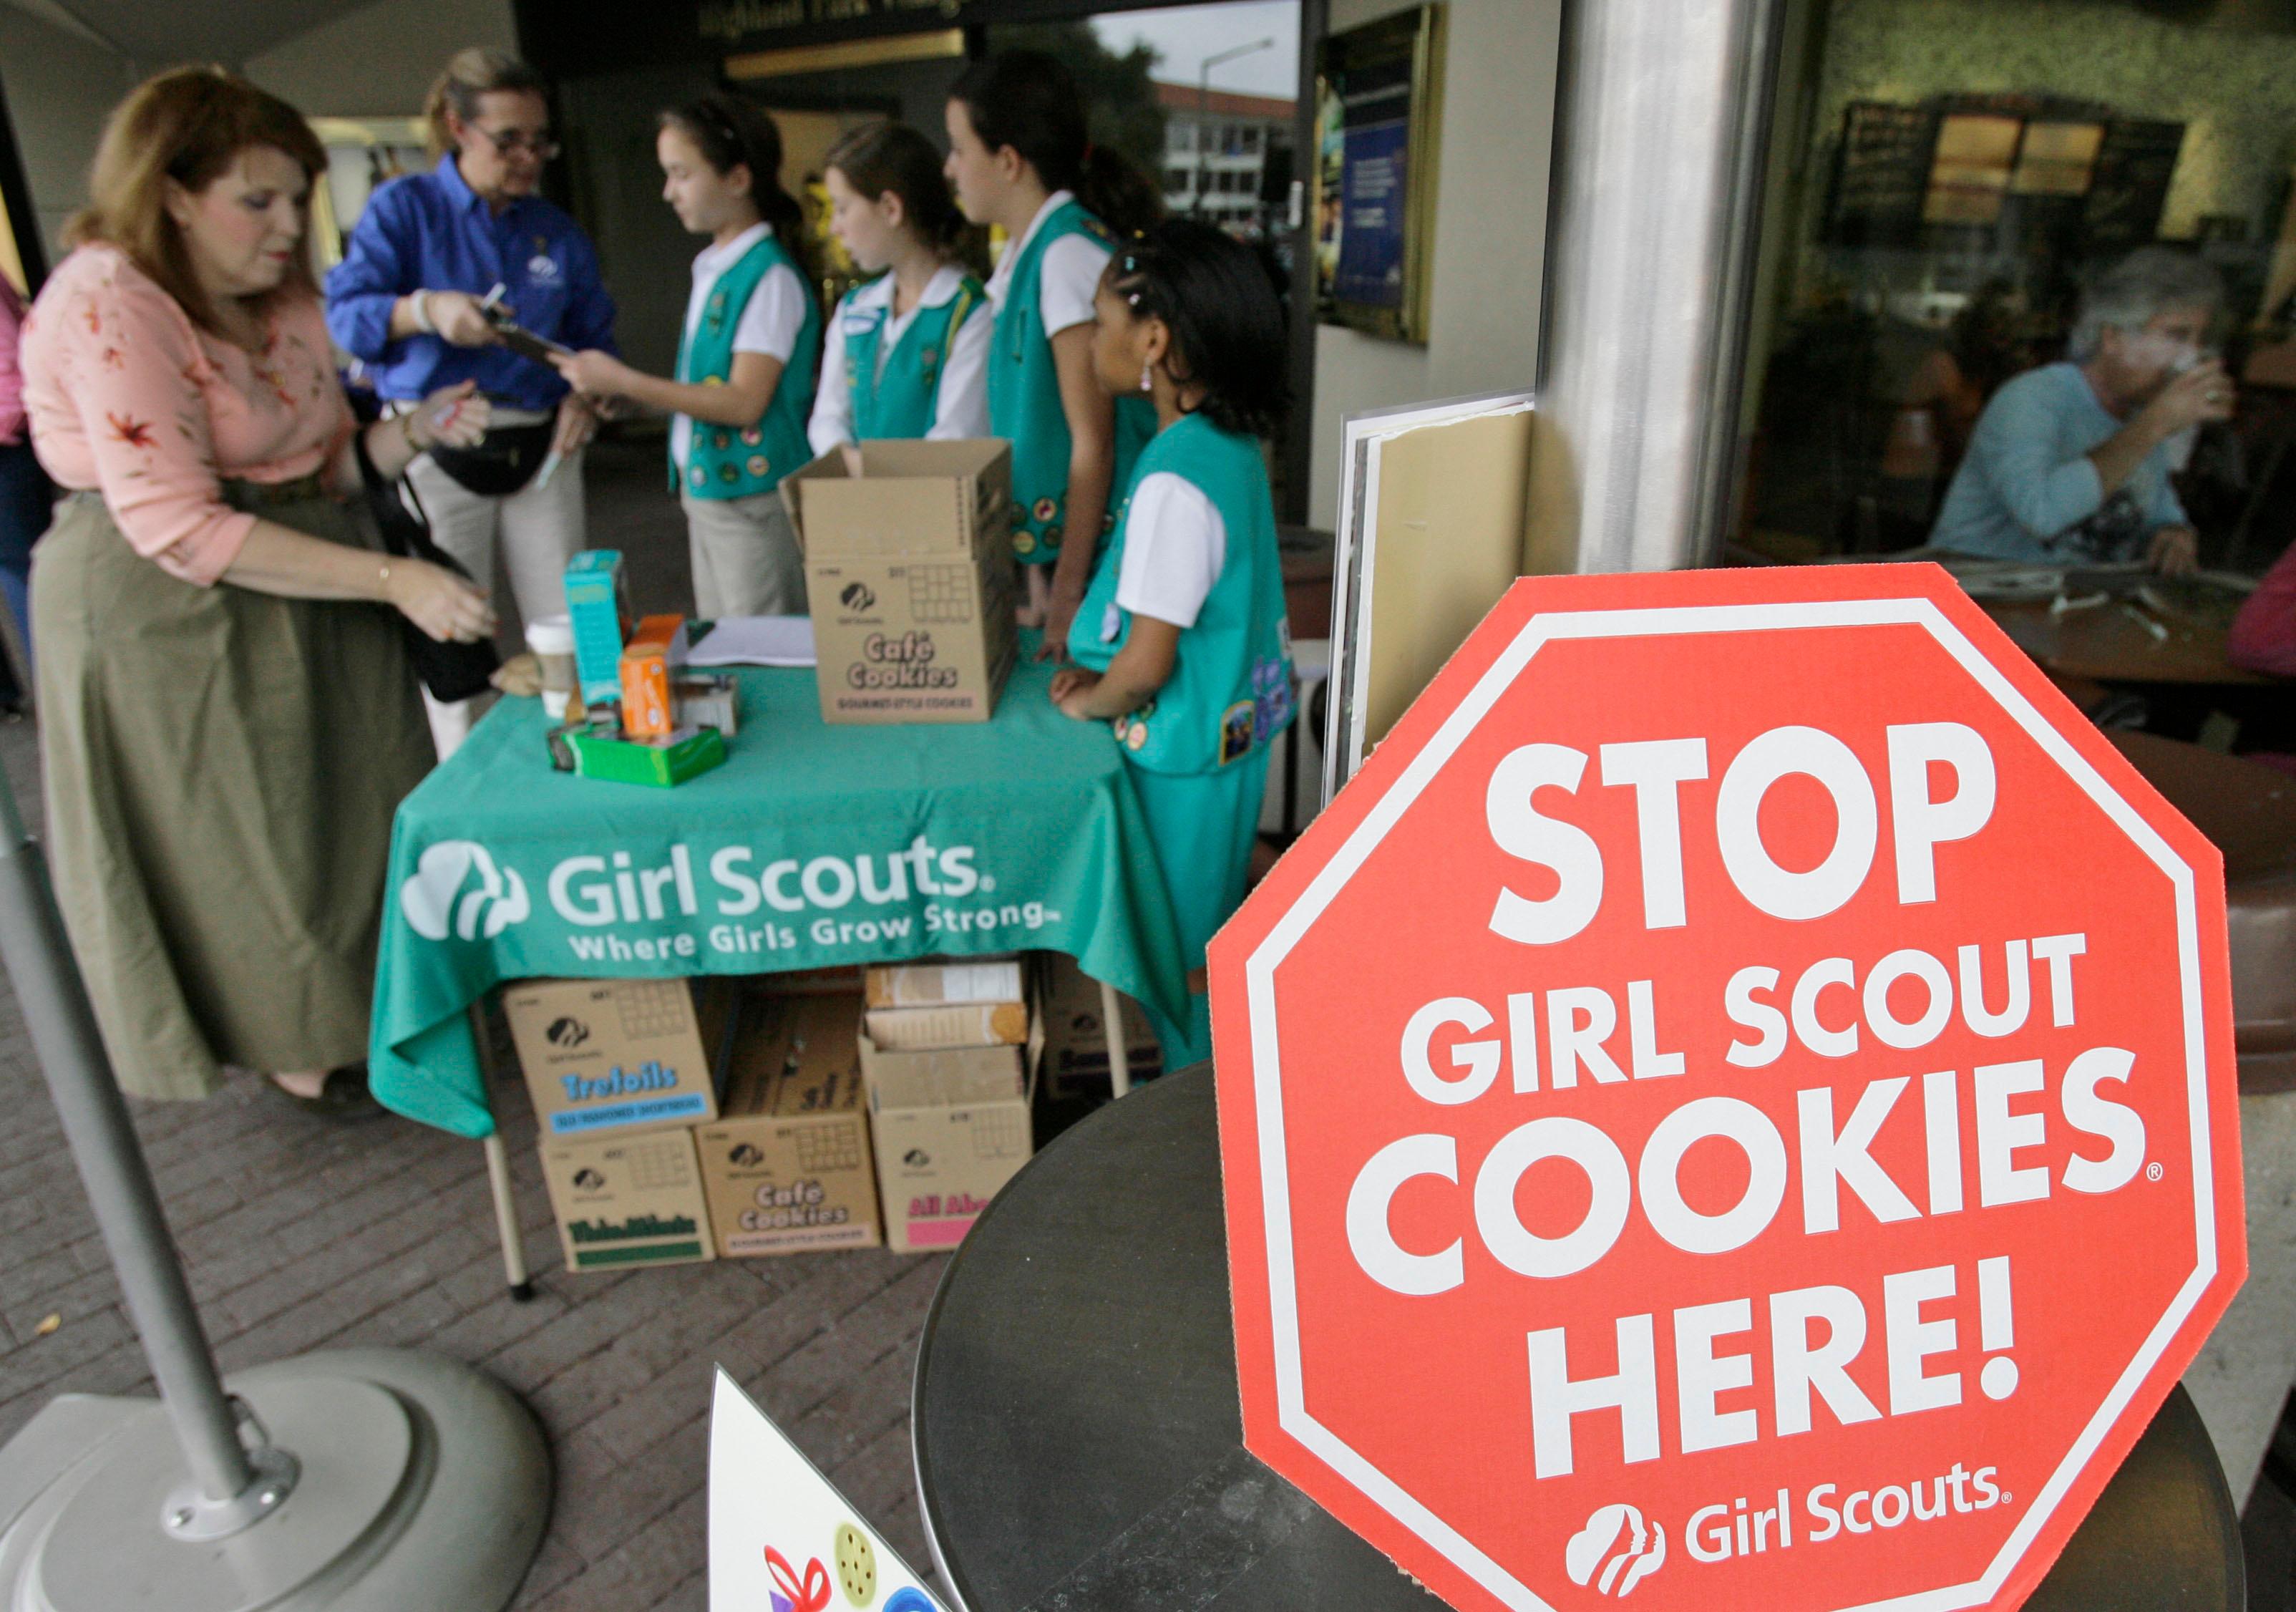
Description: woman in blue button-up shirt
xmin=326 ymin=47 xmax=618 ymax=754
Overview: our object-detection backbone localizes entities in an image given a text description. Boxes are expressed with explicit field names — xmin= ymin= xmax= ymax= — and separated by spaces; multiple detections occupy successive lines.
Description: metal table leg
xmin=1098 ymin=978 xmax=1132 ymax=1099
xmin=469 ymin=1001 xmax=533 ymax=1301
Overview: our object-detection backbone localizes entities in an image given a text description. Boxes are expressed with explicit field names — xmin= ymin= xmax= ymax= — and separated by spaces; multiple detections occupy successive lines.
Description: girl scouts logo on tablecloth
xmin=398 ymin=840 xmax=529 ymax=942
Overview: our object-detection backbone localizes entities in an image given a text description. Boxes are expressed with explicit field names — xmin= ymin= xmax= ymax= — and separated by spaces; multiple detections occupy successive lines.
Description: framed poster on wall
xmin=1313 ymin=4 xmax=1446 ymax=344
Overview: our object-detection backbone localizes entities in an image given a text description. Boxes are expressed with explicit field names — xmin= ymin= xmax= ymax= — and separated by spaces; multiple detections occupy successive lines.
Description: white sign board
xmin=709 ymin=1369 xmax=945 ymax=1612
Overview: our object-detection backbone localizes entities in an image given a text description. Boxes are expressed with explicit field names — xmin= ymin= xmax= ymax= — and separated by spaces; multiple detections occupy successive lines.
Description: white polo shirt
xmin=806 ymin=262 xmax=993 ymax=453
xmin=670 ymin=222 xmax=809 ymax=477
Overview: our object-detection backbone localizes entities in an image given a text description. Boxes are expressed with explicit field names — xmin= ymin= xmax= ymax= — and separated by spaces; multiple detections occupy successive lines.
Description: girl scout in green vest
xmin=808 ymin=123 xmax=991 ymax=456
xmin=1052 ymin=220 xmax=1296 ymax=1070
xmin=552 ymin=94 xmax=819 ymax=616
xmin=945 ymin=51 xmax=1161 ymax=654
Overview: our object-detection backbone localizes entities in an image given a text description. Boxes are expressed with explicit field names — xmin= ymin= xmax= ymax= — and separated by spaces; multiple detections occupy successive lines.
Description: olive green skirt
xmin=31 ymin=487 xmax=434 ymax=1099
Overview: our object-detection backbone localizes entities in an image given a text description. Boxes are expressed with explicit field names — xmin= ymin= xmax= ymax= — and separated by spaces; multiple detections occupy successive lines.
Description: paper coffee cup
xmin=527 ymin=614 xmax=578 ymax=720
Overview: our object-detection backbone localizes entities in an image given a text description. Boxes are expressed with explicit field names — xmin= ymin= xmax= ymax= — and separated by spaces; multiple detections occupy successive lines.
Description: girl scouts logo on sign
xmin=1209 ymin=565 xmax=2244 ymax=1612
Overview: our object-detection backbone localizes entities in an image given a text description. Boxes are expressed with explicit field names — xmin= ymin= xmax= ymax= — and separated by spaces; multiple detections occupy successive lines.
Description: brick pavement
xmin=0 ymin=434 xmax=953 ymax=1610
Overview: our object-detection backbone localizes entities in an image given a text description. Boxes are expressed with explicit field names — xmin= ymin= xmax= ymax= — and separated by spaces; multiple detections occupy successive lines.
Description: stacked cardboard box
xmin=506 ymin=979 xmax=734 ymax=1272
xmin=694 ymin=991 xmax=882 ymax=1257
xmin=1035 ymin=953 xmax=1162 ymax=1097
xmin=779 ymin=440 xmax=1018 ymax=726
xmin=858 ymin=957 xmax=1038 ymax=1253
xmin=505 ymin=961 xmax=1048 ymax=1271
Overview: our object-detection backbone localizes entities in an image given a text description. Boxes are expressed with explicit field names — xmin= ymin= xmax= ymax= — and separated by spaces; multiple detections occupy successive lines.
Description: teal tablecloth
xmin=369 ymin=652 xmax=1187 ymax=1137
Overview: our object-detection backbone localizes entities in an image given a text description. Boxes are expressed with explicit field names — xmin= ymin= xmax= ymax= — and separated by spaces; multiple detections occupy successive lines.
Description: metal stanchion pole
xmin=0 ymin=777 xmax=289 ymax=1535
xmin=0 ymin=763 xmax=552 ymax=1611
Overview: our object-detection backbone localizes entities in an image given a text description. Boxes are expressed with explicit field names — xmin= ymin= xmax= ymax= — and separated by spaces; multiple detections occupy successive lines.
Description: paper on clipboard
xmin=709 ymin=1369 xmax=943 ymax=1612
xmin=687 ymin=615 xmax=817 ymax=668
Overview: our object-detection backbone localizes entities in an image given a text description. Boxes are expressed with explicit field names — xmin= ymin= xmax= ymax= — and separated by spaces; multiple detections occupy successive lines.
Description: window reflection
xmin=1735 ymin=0 xmax=2296 ymax=578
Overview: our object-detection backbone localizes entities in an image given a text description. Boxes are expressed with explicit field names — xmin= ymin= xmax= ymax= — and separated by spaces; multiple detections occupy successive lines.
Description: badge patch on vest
xmin=746 ymin=455 xmax=769 ymax=478
xmin=1114 ymin=699 xmax=1156 ymax=752
xmin=1013 ymin=531 xmax=1038 ymax=557
xmin=1219 ymin=700 xmax=1256 ymax=766
xmin=741 ymin=425 xmax=763 ymax=447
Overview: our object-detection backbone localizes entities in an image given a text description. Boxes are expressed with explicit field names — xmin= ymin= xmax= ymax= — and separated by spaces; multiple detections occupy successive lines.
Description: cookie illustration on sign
xmin=834 ymin=1520 xmax=875 ymax=1605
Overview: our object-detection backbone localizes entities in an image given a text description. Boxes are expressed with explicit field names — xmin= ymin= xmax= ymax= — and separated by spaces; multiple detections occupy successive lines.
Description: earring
xmin=1140 ymin=361 xmax=1154 ymax=393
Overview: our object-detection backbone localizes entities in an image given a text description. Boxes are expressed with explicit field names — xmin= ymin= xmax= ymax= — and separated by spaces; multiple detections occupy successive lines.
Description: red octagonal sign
xmin=1212 ymin=565 xmax=2244 ymax=1612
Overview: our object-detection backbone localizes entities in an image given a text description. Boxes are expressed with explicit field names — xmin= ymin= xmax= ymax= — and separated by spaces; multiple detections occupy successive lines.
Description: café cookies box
xmin=503 ymin=977 xmax=734 ymax=1139
xmin=694 ymin=992 xmax=882 ymax=1258
xmin=779 ymin=440 xmax=1018 ymax=725
xmin=857 ymin=958 xmax=1041 ymax=1253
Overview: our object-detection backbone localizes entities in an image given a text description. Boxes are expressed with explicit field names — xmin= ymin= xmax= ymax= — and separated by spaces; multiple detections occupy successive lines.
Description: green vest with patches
xmin=1067 ymin=413 xmax=1294 ymax=775
xmin=672 ymin=232 xmax=819 ymax=499
xmin=842 ymin=274 xmax=986 ymax=441
xmin=987 ymin=198 xmax=1155 ymax=564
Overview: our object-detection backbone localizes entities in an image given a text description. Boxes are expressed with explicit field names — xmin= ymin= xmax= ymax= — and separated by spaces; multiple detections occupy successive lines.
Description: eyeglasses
xmin=473 ymin=125 xmax=560 ymax=161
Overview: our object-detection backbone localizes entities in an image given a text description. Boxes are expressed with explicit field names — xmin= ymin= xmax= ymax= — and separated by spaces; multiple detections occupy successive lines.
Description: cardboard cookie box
xmin=502 ymin=976 xmax=733 ymax=1139
xmin=857 ymin=957 xmax=1039 ymax=1253
xmin=1035 ymin=952 xmax=1162 ymax=1097
xmin=694 ymin=991 xmax=882 ymax=1258
xmin=539 ymin=1128 xmax=714 ymax=1271
xmin=780 ymin=440 xmax=1017 ymax=726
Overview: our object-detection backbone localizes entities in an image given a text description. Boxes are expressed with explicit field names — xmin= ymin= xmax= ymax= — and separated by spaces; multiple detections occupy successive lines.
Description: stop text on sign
xmin=1487 ymin=721 xmax=1992 ymax=941
xmin=1349 ymin=717 xmax=2146 ymax=1480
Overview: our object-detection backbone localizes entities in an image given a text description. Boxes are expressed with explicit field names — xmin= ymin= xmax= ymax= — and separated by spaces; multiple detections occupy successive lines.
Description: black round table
xmin=912 ymin=1066 xmax=2244 ymax=1612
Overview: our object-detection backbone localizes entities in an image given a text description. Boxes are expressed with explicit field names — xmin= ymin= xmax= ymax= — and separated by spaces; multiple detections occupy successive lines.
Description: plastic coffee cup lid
xmin=526 ymin=614 xmax=575 ymax=654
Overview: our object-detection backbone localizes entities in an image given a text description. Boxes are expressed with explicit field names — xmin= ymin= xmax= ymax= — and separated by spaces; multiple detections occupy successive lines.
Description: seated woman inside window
xmin=1930 ymin=246 xmax=2232 ymax=573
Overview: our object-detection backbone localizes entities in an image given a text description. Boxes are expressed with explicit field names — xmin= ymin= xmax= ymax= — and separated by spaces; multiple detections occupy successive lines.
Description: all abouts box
xmin=694 ymin=992 xmax=882 ymax=1258
xmin=859 ymin=1014 xmax=1041 ymax=1253
xmin=780 ymin=440 xmax=1017 ymax=725
xmin=540 ymin=1127 xmax=714 ymax=1271
xmin=503 ymin=977 xmax=731 ymax=1138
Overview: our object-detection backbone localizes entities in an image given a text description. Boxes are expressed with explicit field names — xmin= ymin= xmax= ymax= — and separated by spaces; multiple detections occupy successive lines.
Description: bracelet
xmin=409 ymin=289 xmax=435 ymax=335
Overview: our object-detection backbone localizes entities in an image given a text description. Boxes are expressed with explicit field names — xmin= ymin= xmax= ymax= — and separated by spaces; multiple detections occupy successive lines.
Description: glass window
xmin=1732 ymin=0 xmax=2296 ymax=580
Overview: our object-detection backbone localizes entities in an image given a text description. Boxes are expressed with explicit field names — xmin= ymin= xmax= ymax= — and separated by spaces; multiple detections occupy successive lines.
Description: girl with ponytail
xmin=553 ymin=93 xmax=820 ymax=615
xmin=808 ymin=123 xmax=992 ymax=456
xmin=945 ymin=49 xmax=1160 ymax=651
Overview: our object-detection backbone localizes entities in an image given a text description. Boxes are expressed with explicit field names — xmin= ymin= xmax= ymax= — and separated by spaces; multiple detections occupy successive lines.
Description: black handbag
xmin=352 ymin=429 xmax=501 ymax=703
xmin=424 ymin=420 xmax=555 ymax=497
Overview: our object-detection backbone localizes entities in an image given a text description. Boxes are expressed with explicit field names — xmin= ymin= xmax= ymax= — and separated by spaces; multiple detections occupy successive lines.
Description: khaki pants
xmin=405 ymin=442 xmax=587 ymax=755
xmin=682 ymin=490 xmax=806 ymax=618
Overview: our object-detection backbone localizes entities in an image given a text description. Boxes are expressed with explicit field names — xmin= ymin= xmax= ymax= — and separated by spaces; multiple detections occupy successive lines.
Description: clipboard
xmin=485 ymin=311 xmax=573 ymax=366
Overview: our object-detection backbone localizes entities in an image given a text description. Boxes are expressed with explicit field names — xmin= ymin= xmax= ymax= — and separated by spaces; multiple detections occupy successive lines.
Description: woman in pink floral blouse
xmin=21 ymin=68 xmax=494 ymax=1111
